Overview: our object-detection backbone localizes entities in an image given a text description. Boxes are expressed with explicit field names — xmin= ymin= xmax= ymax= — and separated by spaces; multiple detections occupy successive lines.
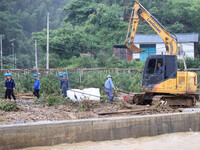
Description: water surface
xmin=20 ymin=132 xmax=200 ymax=150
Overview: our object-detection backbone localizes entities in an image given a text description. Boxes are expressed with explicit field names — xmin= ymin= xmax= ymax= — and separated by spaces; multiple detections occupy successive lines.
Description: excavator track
xmin=151 ymin=94 xmax=197 ymax=107
xmin=125 ymin=93 xmax=199 ymax=107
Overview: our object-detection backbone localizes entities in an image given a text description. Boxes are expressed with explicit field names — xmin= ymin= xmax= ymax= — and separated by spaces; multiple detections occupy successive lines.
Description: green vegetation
xmin=0 ymin=0 xmax=70 ymax=69
xmin=0 ymin=0 xmax=199 ymax=107
xmin=36 ymin=94 xmax=67 ymax=106
xmin=32 ymin=0 xmax=200 ymax=68
xmin=63 ymin=55 xmax=145 ymax=69
xmin=0 ymin=69 xmax=144 ymax=101
xmin=1 ymin=0 xmax=199 ymax=69
xmin=0 ymin=101 xmax=18 ymax=111
xmin=178 ymin=58 xmax=200 ymax=69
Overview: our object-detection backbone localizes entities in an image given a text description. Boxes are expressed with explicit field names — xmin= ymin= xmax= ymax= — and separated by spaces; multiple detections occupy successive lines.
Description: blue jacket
xmin=5 ymin=78 xmax=15 ymax=89
xmin=105 ymin=79 xmax=115 ymax=90
xmin=60 ymin=78 xmax=69 ymax=89
xmin=34 ymin=78 xmax=40 ymax=90
xmin=59 ymin=77 xmax=63 ymax=89
xmin=156 ymin=66 xmax=163 ymax=74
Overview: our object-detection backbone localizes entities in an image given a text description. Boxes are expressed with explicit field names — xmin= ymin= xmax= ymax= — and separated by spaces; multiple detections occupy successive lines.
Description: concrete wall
xmin=1 ymin=112 xmax=200 ymax=150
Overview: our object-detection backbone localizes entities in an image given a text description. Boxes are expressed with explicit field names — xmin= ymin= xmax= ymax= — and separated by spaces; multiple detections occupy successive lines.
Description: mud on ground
xmin=0 ymin=97 xmax=196 ymax=125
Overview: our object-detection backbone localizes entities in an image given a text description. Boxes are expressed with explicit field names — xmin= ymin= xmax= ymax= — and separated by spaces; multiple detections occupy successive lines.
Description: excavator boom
xmin=125 ymin=0 xmax=178 ymax=55
xmin=124 ymin=0 xmax=199 ymax=107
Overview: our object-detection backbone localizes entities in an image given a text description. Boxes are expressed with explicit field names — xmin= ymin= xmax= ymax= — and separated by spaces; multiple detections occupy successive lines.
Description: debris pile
xmin=0 ymin=97 xmax=189 ymax=125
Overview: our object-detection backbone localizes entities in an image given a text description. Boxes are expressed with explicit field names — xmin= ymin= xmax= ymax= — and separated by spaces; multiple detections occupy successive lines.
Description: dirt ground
xmin=0 ymin=97 xmax=196 ymax=125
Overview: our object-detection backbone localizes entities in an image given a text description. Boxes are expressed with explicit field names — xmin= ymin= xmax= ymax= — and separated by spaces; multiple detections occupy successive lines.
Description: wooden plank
xmin=19 ymin=96 xmax=35 ymax=99
xmin=15 ymin=93 xmax=34 ymax=97
xmin=98 ymin=108 xmax=154 ymax=115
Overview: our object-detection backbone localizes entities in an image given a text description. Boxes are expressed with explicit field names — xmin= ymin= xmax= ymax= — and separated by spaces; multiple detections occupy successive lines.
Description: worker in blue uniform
xmin=60 ymin=72 xmax=69 ymax=97
xmin=156 ymin=62 xmax=163 ymax=74
xmin=58 ymin=73 xmax=63 ymax=95
xmin=5 ymin=73 xmax=16 ymax=101
xmin=4 ymin=73 xmax=8 ymax=99
xmin=33 ymin=74 xmax=40 ymax=98
xmin=105 ymin=75 xmax=115 ymax=104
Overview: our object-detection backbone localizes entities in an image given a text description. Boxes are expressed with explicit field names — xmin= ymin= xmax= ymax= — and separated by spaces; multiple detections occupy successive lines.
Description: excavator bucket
xmin=125 ymin=41 xmax=146 ymax=53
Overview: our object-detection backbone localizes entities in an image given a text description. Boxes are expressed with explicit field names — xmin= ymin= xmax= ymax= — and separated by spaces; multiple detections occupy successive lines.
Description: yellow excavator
xmin=125 ymin=0 xmax=199 ymax=106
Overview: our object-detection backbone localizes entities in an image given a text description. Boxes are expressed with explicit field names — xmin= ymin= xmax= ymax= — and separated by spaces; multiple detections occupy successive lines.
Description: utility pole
xmin=0 ymin=35 xmax=4 ymax=70
xmin=10 ymin=39 xmax=16 ymax=69
xmin=14 ymin=53 xmax=16 ymax=69
xmin=180 ymin=42 xmax=187 ymax=70
xmin=46 ymin=12 xmax=49 ymax=69
xmin=11 ymin=42 xmax=14 ymax=69
xmin=35 ymin=39 xmax=38 ymax=69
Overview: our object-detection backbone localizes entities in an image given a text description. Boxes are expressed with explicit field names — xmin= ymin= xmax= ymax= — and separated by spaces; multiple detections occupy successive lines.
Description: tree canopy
xmin=1 ymin=0 xmax=200 ymax=69
xmin=0 ymin=0 xmax=70 ymax=69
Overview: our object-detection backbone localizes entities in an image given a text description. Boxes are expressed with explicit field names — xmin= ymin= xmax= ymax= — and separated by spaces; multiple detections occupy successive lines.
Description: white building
xmin=132 ymin=33 xmax=199 ymax=61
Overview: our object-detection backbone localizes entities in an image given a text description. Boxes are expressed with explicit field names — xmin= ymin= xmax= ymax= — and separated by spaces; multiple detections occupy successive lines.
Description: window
xmin=146 ymin=58 xmax=163 ymax=74
xmin=165 ymin=56 xmax=177 ymax=79
xmin=146 ymin=59 xmax=156 ymax=74
xmin=155 ymin=58 xmax=163 ymax=74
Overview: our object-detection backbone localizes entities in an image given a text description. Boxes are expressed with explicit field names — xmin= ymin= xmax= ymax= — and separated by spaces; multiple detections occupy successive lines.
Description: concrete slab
xmin=0 ymin=112 xmax=200 ymax=150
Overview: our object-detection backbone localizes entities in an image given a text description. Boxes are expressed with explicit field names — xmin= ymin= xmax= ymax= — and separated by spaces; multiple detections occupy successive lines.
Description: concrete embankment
xmin=0 ymin=112 xmax=200 ymax=150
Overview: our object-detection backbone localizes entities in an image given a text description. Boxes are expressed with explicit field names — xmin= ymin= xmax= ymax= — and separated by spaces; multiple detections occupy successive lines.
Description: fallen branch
xmin=20 ymin=96 xmax=35 ymax=99
xmin=15 ymin=93 xmax=34 ymax=97
xmin=98 ymin=108 xmax=154 ymax=115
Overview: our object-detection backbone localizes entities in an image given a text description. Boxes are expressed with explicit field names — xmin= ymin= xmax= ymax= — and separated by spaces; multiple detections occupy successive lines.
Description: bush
xmin=79 ymin=55 xmax=95 ymax=68
xmin=81 ymin=71 xmax=106 ymax=93
xmin=36 ymin=94 xmax=67 ymax=106
xmin=115 ymin=73 xmax=133 ymax=91
xmin=96 ymin=52 xmax=109 ymax=67
xmin=105 ymin=56 xmax=124 ymax=68
xmin=0 ymin=101 xmax=18 ymax=111
xmin=129 ymin=73 xmax=143 ymax=93
xmin=46 ymin=95 xmax=59 ymax=106
xmin=39 ymin=53 xmax=64 ymax=68
xmin=15 ymin=73 xmax=34 ymax=93
xmin=40 ymin=74 xmax=59 ymax=95
xmin=178 ymin=57 xmax=200 ymax=69
xmin=127 ymin=59 xmax=145 ymax=69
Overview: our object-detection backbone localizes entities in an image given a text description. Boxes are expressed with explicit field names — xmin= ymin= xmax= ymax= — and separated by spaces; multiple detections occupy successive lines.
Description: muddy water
xmin=21 ymin=132 xmax=200 ymax=150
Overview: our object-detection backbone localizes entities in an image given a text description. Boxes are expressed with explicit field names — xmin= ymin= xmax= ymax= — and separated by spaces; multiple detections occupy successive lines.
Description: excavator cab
xmin=142 ymin=55 xmax=177 ymax=92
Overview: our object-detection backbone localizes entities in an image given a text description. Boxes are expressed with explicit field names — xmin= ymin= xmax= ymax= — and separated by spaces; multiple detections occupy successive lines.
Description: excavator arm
xmin=125 ymin=0 xmax=178 ymax=55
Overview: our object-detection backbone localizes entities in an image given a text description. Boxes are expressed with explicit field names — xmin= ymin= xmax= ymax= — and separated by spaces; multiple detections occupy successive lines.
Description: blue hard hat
xmin=33 ymin=74 xmax=38 ymax=77
xmin=58 ymin=74 xmax=63 ymax=77
xmin=63 ymin=72 xmax=67 ymax=76
xmin=8 ymin=73 xmax=12 ymax=77
xmin=106 ymin=75 xmax=112 ymax=79
xmin=4 ymin=73 xmax=8 ymax=77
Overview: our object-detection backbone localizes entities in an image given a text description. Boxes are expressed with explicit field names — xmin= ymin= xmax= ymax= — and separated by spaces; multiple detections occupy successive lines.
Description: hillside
xmin=0 ymin=0 xmax=70 ymax=68
xmin=1 ymin=0 xmax=200 ymax=69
